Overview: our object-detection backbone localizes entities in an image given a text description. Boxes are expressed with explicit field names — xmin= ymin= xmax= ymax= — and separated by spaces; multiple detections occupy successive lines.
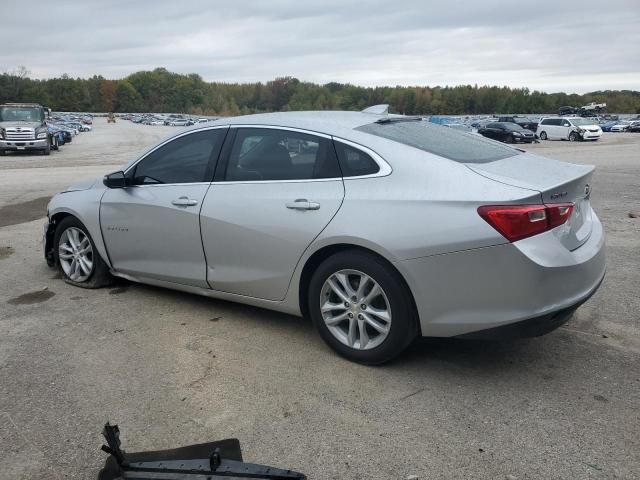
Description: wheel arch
xmin=45 ymin=211 xmax=77 ymax=266
xmin=297 ymin=243 xmax=421 ymax=335
xmin=46 ymin=204 xmax=112 ymax=269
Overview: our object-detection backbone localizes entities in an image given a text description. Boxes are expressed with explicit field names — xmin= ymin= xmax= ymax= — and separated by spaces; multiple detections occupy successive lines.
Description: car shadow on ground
xmin=402 ymin=336 xmax=540 ymax=367
xmin=121 ymin=279 xmax=565 ymax=371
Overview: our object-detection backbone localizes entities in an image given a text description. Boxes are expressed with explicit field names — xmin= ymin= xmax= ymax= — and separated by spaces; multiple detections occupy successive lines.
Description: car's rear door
xmin=200 ymin=126 xmax=344 ymax=300
xmin=482 ymin=123 xmax=501 ymax=141
xmin=100 ymin=127 xmax=228 ymax=287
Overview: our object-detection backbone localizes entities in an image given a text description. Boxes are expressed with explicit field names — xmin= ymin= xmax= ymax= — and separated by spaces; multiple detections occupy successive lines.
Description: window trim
xmin=212 ymin=124 xmax=392 ymax=184
xmin=122 ymin=126 xmax=229 ymax=187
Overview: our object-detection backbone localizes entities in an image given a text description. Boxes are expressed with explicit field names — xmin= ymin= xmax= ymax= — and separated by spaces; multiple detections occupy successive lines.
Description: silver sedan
xmin=44 ymin=107 xmax=606 ymax=364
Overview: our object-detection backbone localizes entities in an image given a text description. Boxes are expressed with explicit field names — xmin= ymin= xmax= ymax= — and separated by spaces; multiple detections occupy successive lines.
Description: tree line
xmin=1 ymin=67 xmax=638 ymax=115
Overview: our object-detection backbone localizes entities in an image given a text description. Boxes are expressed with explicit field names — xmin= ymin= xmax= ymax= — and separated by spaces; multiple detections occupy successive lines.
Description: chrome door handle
xmin=286 ymin=199 xmax=320 ymax=211
xmin=171 ymin=196 xmax=199 ymax=207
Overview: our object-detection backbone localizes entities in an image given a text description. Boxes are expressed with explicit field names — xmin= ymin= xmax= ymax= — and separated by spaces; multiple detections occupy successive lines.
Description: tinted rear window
xmin=356 ymin=121 xmax=519 ymax=163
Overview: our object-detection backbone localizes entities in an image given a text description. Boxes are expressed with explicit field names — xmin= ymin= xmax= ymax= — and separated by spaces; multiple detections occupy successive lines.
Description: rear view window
xmin=356 ymin=121 xmax=520 ymax=163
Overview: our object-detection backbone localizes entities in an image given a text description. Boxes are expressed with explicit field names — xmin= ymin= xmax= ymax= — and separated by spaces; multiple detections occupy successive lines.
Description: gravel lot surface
xmin=1 ymin=119 xmax=638 ymax=479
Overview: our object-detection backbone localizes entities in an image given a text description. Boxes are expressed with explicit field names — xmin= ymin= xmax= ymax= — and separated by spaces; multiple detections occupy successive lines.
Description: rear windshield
xmin=356 ymin=121 xmax=519 ymax=163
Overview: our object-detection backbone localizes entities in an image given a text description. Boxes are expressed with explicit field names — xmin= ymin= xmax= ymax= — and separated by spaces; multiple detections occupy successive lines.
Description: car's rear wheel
xmin=54 ymin=217 xmax=112 ymax=288
xmin=539 ymin=131 xmax=547 ymax=140
xmin=308 ymin=250 xmax=417 ymax=364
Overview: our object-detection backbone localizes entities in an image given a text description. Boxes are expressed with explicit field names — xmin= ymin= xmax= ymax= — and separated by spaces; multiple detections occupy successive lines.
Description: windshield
xmin=0 ymin=106 xmax=43 ymax=122
xmin=570 ymin=118 xmax=597 ymax=126
xmin=357 ymin=121 xmax=519 ymax=163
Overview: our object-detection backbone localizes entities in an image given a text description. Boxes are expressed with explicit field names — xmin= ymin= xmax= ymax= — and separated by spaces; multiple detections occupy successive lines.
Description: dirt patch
xmin=7 ymin=289 xmax=55 ymax=305
xmin=0 ymin=246 xmax=14 ymax=260
xmin=0 ymin=197 xmax=50 ymax=228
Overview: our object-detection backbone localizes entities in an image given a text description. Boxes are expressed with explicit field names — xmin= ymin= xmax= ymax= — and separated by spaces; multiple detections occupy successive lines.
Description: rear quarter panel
xmin=320 ymin=142 xmax=540 ymax=261
xmin=281 ymin=142 xmax=542 ymax=316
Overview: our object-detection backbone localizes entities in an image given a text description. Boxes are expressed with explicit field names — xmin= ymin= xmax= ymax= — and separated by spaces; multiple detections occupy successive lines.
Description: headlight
xmin=37 ymin=132 xmax=48 ymax=139
xmin=0 ymin=129 xmax=4 ymax=139
xmin=512 ymin=131 xmax=522 ymax=136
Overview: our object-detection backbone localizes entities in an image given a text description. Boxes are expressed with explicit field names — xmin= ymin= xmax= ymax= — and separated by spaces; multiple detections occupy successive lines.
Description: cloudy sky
xmin=2 ymin=0 xmax=639 ymax=93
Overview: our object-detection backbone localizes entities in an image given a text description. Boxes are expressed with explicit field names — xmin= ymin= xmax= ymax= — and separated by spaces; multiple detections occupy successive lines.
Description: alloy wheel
xmin=58 ymin=227 xmax=94 ymax=282
xmin=320 ymin=269 xmax=392 ymax=350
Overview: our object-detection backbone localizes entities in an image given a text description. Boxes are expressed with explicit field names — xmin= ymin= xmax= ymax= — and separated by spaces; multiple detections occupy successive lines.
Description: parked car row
xmin=459 ymin=112 xmax=640 ymax=144
xmin=600 ymin=119 xmax=640 ymax=132
xmin=45 ymin=113 xmax=94 ymax=151
xmin=121 ymin=113 xmax=217 ymax=126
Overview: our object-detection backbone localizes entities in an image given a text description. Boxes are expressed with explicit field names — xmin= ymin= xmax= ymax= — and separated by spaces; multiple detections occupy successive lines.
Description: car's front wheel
xmin=569 ymin=132 xmax=579 ymax=142
xmin=539 ymin=131 xmax=547 ymax=140
xmin=308 ymin=250 xmax=418 ymax=364
xmin=54 ymin=217 xmax=112 ymax=288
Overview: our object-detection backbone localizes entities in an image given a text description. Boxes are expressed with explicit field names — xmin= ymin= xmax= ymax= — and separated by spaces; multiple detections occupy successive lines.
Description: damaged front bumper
xmin=99 ymin=423 xmax=306 ymax=480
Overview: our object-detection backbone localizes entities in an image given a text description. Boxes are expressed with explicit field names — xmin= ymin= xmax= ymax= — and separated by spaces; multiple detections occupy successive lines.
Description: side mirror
xmin=103 ymin=171 xmax=129 ymax=188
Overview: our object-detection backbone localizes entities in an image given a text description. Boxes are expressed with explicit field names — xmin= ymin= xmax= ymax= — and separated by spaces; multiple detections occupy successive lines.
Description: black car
xmin=497 ymin=116 xmax=538 ymax=132
xmin=478 ymin=122 xmax=536 ymax=144
xmin=628 ymin=121 xmax=640 ymax=133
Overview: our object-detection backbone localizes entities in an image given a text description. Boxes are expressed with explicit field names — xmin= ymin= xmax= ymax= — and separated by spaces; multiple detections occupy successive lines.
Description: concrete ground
xmin=0 ymin=119 xmax=638 ymax=479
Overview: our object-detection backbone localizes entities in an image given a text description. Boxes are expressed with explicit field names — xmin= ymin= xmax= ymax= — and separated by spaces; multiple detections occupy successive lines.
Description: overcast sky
xmin=2 ymin=0 xmax=639 ymax=93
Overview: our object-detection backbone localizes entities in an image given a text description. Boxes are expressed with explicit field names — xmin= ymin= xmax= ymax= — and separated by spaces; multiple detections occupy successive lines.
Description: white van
xmin=537 ymin=117 xmax=602 ymax=141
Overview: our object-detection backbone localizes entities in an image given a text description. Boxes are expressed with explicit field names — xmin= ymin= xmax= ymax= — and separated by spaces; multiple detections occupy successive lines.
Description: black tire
xmin=569 ymin=132 xmax=578 ymax=142
xmin=0 ymin=149 xmax=5 ymax=156
xmin=539 ymin=131 xmax=547 ymax=140
xmin=54 ymin=216 xmax=112 ymax=288
xmin=42 ymin=141 xmax=51 ymax=156
xmin=308 ymin=250 xmax=418 ymax=365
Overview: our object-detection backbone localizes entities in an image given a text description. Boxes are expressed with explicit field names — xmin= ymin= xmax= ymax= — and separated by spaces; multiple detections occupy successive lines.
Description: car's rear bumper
xmin=455 ymin=273 xmax=604 ymax=339
xmin=400 ymin=209 xmax=606 ymax=338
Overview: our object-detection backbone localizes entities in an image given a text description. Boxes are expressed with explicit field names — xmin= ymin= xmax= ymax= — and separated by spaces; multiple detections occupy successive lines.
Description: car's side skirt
xmin=110 ymin=271 xmax=302 ymax=317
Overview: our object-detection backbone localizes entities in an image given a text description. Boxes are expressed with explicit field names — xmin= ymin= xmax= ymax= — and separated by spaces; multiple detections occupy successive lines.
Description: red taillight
xmin=478 ymin=203 xmax=574 ymax=242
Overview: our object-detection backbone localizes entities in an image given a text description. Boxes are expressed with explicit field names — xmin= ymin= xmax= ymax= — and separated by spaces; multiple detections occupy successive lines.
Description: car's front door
xmin=100 ymin=128 xmax=228 ymax=287
xmin=200 ymin=126 xmax=345 ymax=300
xmin=560 ymin=119 xmax=572 ymax=139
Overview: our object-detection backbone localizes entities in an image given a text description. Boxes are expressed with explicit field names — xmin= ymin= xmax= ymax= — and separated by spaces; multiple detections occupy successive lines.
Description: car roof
xmin=210 ymin=111 xmax=386 ymax=140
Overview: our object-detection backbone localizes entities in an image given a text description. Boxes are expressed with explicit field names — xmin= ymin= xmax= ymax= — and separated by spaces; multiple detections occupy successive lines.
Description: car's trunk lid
xmin=467 ymin=152 xmax=594 ymax=251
